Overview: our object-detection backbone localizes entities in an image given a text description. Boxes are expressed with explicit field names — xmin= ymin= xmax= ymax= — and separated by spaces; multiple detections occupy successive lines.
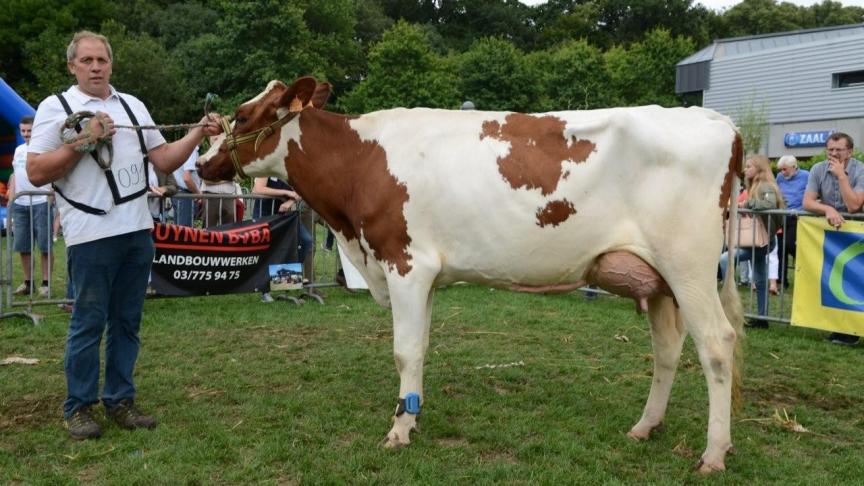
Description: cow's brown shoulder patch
xmin=286 ymin=111 xmax=412 ymax=276
xmin=536 ymin=199 xmax=577 ymax=227
xmin=481 ymin=114 xmax=596 ymax=196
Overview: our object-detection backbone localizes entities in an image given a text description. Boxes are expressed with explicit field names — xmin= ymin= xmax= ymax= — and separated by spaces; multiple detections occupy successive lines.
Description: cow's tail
xmin=720 ymin=131 xmax=745 ymax=412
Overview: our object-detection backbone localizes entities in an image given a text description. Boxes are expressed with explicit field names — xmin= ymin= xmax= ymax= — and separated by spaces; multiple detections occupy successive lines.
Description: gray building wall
xmin=702 ymin=34 xmax=864 ymax=157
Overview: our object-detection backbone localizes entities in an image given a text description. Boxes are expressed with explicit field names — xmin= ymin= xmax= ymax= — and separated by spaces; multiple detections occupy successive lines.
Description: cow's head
xmin=197 ymin=76 xmax=331 ymax=181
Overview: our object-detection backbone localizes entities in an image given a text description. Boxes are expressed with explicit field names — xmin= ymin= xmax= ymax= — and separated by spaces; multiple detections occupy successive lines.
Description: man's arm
xmin=148 ymin=115 xmax=222 ymax=174
xmin=828 ymin=156 xmax=864 ymax=213
xmin=27 ymin=112 xmax=110 ymax=187
xmin=183 ymin=171 xmax=201 ymax=194
xmin=804 ymin=191 xmax=845 ymax=228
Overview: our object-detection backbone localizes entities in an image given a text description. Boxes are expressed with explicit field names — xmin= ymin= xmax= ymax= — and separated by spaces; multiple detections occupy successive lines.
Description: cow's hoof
xmin=383 ymin=415 xmax=417 ymax=449
xmin=693 ymin=458 xmax=726 ymax=474
xmin=382 ymin=432 xmax=409 ymax=449
xmin=627 ymin=421 xmax=664 ymax=440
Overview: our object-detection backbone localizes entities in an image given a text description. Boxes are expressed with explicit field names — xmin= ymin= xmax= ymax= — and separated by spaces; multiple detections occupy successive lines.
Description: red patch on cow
xmin=536 ymin=199 xmax=577 ymax=227
xmin=481 ymin=114 xmax=595 ymax=196
xmin=719 ymin=132 xmax=743 ymax=210
xmin=285 ymin=112 xmax=413 ymax=276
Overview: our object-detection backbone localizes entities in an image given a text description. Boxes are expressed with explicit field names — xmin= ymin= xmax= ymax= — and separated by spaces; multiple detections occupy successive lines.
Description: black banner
xmin=150 ymin=213 xmax=298 ymax=296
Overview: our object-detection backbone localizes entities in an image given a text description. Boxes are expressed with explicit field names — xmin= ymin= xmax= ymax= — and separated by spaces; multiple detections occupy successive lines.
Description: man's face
xmin=779 ymin=165 xmax=797 ymax=179
xmin=19 ymin=123 xmax=32 ymax=144
xmin=67 ymin=37 xmax=112 ymax=99
xmin=826 ymin=138 xmax=852 ymax=165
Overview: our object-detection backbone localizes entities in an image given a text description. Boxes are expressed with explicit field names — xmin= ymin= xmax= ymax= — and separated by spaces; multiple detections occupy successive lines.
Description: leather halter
xmin=219 ymin=110 xmax=298 ymax=180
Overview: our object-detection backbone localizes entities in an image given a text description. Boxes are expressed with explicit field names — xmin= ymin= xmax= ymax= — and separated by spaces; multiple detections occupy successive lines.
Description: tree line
xmin=2 ymin=0 xmax=862 ymax=124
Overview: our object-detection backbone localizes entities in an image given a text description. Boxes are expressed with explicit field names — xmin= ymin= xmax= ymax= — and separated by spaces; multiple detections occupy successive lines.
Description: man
xmin=171 ymin=147 xmax=201 ymax=226
xmin=775 ymin=155 xmax=809 ymax=289
xmin=9 ymin=116 xmax=53 ymax=297
xmin=803 ymin=132 xmax=864 ymax=346
xmin=27 ymin=31 xmax=221 ymax=440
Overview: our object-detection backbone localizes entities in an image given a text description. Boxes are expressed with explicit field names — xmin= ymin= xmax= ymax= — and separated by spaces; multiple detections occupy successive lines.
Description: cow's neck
xmin=283 ymin=109 xmax=413 ymax=273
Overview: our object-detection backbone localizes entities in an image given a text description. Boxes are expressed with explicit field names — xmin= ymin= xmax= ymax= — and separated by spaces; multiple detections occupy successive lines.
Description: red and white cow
xmin=198 ymin=77 xmax=745 ymax=473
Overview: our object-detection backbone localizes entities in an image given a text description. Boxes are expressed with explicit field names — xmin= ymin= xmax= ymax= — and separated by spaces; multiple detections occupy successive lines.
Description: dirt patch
xmin=0 ymin=392 xmax=63 ymax=431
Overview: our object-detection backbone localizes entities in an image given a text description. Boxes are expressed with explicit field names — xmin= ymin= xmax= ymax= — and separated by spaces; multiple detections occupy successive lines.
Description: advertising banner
xmin=791 ymin=216 xmax=864 ymax=336
xmin=150 ymin=213 xmax=298 ymax=296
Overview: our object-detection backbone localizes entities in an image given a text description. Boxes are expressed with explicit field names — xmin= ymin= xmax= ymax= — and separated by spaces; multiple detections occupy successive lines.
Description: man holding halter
xmin=27 ymin=31 xmax=222 ymax=440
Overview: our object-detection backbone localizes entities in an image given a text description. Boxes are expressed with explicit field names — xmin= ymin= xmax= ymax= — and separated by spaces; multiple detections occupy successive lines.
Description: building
xmin=676 ymin=23 xmax=864 ymax=158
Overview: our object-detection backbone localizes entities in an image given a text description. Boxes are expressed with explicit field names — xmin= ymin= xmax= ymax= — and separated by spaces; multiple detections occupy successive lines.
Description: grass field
xmin=2 ymin=274 xmax=863 ymax=484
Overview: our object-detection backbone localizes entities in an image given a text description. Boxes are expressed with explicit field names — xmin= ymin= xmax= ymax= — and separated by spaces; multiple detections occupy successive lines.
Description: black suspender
xmin=54 ymin=93 xmax=150 ymax=215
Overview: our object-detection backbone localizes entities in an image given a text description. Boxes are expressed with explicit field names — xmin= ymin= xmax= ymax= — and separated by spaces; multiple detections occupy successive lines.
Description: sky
xmin=519 ymin=0 xmax=864 ymax=9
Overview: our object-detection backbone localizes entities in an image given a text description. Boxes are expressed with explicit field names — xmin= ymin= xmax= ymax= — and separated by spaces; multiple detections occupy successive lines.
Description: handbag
xmin=728 ymin=215 xmax=769 ymax=248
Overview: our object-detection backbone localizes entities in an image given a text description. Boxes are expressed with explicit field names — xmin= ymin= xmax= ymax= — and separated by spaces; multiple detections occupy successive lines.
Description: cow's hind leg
xmin=628 ymin=295 xmax=685 ymax=440
xmin=677 ymin=287 xmax=737 ymax=473
xmin=383 ymin=275 xmax=436 ymax=448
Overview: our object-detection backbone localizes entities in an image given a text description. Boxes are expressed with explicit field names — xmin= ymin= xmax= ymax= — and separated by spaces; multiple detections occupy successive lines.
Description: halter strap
xmin=220 ymin=111 xmax=299 ymax=181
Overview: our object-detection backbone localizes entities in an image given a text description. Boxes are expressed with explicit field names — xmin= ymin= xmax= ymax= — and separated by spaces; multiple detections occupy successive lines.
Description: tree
xmin=454 ymin=37 xmax=537 ymax=112
xmin=339 ymin=21 xmax=458 ymax=113
xmin=604 ymin=28 xmax=695 ymax=107
xmin=529 ymin=39 xmax=612 ymax=111
xmin=734 ymin=93 xmax=769 ymax=155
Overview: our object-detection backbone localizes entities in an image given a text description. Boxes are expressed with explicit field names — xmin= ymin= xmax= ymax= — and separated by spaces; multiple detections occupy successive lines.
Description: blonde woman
xmin=719 ymin=155 xmax=787 ymax=328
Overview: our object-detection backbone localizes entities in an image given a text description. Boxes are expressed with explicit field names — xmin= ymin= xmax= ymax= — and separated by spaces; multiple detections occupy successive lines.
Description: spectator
xmin=252 ymin=177 xmax=313 ymax=302
xmin=147 ymin=165 xmax=178 ymax=222
xmin=775 ymin=155 xmax=809 ymax=289
xmin=719 ymin=155 xmax=786 ymax=328
xmin=171 ymin=147 xmax=201 ymax=226
xmin=9 ymin=115 xmax=53 ymax=297
xmin=199 ymin=143 xmax=241 ymax=227
xmin=803 ymin=132 xmax=864 ymax=346
xmin=26 ymin=31 xmax=221 ymax=440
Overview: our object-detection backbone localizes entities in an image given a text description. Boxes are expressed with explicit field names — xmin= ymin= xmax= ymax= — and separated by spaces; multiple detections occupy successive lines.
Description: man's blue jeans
xmin=64 ymin=230 xmax=153 ymax=417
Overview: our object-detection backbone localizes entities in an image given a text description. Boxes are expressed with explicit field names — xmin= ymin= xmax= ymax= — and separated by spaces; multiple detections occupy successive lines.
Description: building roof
xmin=678 ymin=23 xmax=864 ymax=67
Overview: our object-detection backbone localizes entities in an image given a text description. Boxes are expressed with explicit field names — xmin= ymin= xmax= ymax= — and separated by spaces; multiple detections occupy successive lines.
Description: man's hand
xmin=825 ymin=206 xmax=844 ymax=229
xmin=200 ymin=113 xmax=223 ymax=137
xmin=827 ymin=155 xmax=847 ymax=180
xmin=88 ymin=111 xmax=115 ymax=140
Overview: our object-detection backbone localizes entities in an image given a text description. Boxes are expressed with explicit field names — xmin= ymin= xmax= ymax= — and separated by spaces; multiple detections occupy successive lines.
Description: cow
xmin=197 ymin=77 xmax=745 ymax=474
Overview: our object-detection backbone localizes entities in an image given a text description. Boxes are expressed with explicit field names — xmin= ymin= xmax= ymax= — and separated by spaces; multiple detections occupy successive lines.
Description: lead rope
xmin=59 ymin=93 xmax=219 ymax=169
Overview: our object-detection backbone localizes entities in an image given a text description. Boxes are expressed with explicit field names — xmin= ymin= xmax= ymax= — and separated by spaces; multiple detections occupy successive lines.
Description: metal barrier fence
xmin=0 ymin=190 xmax=343 ymax=325
xmin=2 ymin=191 xmax=861 ymax=326
xmin=731 ymin=208 xmax=863 ymax=324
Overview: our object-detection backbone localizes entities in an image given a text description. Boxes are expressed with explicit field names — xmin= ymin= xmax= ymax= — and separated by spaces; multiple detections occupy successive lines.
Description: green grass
xmin=2 ymin=279 xmax=863 ymax=484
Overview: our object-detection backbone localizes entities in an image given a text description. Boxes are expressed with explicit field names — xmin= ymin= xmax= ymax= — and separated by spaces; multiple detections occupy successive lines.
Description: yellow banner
xmin=792 ymin=216 xmax=864 ymax=335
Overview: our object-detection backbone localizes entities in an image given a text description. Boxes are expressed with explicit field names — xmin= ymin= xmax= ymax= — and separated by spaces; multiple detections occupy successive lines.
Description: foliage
xmin=735 ymin=93 xmax=770 ymax=155
xmin=338 ymin=21 xmax=458 ymax=113
xmin=4 ymin=0 xmax=864 ymax=119
xmin=604 ymin=28 xmax=695 ymax=107
xmin=453 ymin=37 xmax=537 ymax=112
xmin=529 ymin=39 xmax=611 ymax=111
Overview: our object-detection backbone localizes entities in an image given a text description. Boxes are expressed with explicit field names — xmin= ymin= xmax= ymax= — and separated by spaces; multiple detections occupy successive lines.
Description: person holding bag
xmin=719 ymin=154 xmax=786 ymax=328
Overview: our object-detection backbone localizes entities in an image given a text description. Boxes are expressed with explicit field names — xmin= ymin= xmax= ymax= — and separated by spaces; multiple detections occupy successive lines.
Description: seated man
xmin=803 ymin=132 xmax=864 ymax=346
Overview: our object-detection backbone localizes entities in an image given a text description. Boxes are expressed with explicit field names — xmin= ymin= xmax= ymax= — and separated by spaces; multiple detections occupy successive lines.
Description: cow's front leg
xmin=383 ymin=279 xmax=435 ymax=448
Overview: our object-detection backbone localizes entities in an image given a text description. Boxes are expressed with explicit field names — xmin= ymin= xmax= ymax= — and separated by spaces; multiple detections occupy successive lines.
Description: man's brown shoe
xmin=106 ymin=399 xmax=157 ymax=430
xmin=66 ymin=405 xmax=102 ymax=440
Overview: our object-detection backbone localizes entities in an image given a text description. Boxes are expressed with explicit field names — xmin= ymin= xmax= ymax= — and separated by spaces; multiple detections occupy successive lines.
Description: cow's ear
xmin=307 ymin=83 xmax=332 ymax=109
xmin=279 ymin=77 xmax=318 ymax=113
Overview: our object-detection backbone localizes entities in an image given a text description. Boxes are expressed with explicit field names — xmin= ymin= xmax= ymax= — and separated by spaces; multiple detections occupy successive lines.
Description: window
xmin=833 ymin=70 xmax=864 ymax=88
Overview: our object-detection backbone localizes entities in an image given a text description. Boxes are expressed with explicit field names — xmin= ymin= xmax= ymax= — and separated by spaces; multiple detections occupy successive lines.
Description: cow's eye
xmin=235 ymin=116 xmax=247 ymax=124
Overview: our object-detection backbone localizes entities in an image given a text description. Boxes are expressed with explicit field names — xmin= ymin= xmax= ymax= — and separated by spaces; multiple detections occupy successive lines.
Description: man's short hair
xmin=827 ymin=132 xmax=854 ymax=150
xmin=777 ymin=155 xmax=797 ymax=169
xmin=67 ymin=31 xmax=113 ymax=63
xmin=19 ymin=116 xmax=34 ymax=125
